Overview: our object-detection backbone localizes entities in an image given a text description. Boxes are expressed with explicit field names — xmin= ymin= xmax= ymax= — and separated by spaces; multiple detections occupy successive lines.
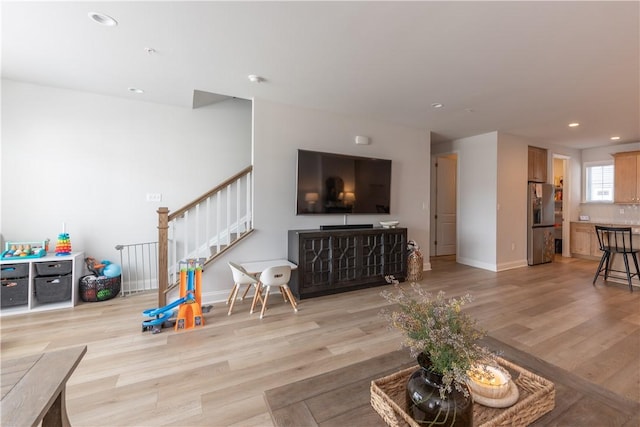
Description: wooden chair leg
xmin=260 ymin=287 xmax=271 ymax=319
xmin=284 ymin=287 xmax=298 ymax=312
xmin=240 ymin=284 xmax=252 ymax=300
xmin=227 ymin=284 xmax=239 ymax=316
xmin=226 ymin=283 xmax=238 ymax=305
xmin=250 ymin=283 xmax=262 ymax=314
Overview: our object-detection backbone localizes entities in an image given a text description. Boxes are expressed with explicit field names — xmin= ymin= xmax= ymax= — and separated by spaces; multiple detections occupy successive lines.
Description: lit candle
xmin=467 ymin=365 xmax=511 ymax=399
xmin=469 ymin=366 xmax=507 ymax=385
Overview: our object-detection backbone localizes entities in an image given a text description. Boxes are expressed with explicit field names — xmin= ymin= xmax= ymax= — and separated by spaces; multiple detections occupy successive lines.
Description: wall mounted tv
xmin=296 ymin=149 xmax=392 ymax=215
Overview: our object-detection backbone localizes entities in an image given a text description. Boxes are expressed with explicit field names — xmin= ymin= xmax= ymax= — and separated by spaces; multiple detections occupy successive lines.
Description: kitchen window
xmin=584 ymin=161 xmax=614 ymax=202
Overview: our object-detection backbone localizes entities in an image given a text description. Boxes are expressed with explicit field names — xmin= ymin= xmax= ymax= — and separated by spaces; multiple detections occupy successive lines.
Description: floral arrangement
xmin=381 ymin=283 xmax=495 ymax=398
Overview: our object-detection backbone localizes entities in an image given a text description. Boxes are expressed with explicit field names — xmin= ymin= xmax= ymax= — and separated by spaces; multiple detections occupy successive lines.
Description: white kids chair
xmin=250 ymin=265 xmax=297 ymax=319
xmin=227 ymin=262 xmax=260 ymax=315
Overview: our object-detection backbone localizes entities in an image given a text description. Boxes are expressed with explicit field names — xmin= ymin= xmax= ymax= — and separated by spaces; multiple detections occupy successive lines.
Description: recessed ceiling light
xmin=88 ymin=12 xmax=118 ymax=27
xmin=568 ymin=122 xmax=580 ymax=127
xmin=248 ymin=75 xmax=265 ymax=83
xmin=431 ymin=103 xmax=444 ymax=108
xmin=144 ymin=47 xmax=156 ymax=55
xmin=610 ymin=136 xmax=621 ymax=140
xmin=128 ymin=87 xmax=144 ymax=94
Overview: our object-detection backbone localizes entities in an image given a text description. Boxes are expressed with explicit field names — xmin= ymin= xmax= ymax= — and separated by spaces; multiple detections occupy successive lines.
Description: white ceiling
xmin=2 ymin=1 xmax=639 ymax=149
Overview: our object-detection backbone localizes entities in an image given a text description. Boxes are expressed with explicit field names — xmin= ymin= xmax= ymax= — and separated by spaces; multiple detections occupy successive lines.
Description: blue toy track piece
xmin=142 ymin=310 xmax=172 ymax=328
xmin=142 ymin=296 xmax=187 ymax=318
xmin=141 ymin=297 xmax=187 ymax=333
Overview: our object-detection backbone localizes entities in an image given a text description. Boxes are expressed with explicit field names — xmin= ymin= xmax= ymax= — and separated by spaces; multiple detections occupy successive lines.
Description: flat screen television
xmin=296 ymin=149 xmax=392 ymax=215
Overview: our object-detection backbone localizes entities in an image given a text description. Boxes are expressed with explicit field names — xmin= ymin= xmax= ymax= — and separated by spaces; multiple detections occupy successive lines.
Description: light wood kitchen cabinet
xmin=613 ymin=150 xmax=640 ymax=204
xmin=528 ymin=146 xmax=548 ymax=183
xmin=570 ymin=222 xmax=606 ymax=258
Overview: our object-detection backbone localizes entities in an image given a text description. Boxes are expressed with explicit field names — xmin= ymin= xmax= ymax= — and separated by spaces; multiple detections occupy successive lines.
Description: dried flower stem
xmin=381 ymin=283 xmax=495 ymax=398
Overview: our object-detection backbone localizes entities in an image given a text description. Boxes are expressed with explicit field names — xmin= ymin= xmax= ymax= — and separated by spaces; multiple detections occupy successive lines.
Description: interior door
xmin=435 ymin=154 xmax=457 ymax=256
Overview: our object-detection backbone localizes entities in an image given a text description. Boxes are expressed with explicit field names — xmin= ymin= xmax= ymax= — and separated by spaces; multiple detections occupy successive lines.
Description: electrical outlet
xmin=146 ymin=193 xmax=162 ymax=202
xmin=619 ymin=208 xmax=625 ymax=214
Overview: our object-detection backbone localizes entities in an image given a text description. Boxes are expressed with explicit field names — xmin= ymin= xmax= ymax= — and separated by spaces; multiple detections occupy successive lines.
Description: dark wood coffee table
xmin=264 ymin=336 xmax=639 ymax=426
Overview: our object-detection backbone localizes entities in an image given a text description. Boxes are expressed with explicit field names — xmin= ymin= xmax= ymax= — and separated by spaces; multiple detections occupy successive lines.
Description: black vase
xmin=406 ymin=353 xmax=473 ymax=427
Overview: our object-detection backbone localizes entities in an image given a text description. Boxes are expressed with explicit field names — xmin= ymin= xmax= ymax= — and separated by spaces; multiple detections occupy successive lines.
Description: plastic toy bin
xmin=34 ymin=275 xmax=72 ymax=303
xmin=1 ymin=263 xmax=29 ymax=279
xmin=1 ymin=278 xmax=29 ymax=307
xmin=35 ymin=261 xmax=72 ymax=277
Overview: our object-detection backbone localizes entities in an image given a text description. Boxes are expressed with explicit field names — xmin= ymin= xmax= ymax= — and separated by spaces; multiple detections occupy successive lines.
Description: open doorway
xmin=430 ymin=153 xmax=458 ymax=256
xmin=552 ymin=155 xmax=570 ymax=257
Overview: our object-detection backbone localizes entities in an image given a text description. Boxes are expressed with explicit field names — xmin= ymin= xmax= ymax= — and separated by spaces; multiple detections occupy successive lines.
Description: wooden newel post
xmin=157 ymin=207 xmax=169 ymax=308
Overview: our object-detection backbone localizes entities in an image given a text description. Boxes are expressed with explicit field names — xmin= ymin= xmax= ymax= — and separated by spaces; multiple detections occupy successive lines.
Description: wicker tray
xmin=371 ymin=357 xmax=555 ymax=427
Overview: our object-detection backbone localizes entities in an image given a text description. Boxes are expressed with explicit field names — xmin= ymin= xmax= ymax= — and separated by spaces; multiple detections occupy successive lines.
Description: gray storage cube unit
xmin=34 ymin=275 xmax=72 ymax=303
xmin=1 ymin=263 xmax=29 ymax=279
xmin=1 ymin=278 xmax=29 ymax=307
xmin=34 ymin=261 xmax=72 ymax=277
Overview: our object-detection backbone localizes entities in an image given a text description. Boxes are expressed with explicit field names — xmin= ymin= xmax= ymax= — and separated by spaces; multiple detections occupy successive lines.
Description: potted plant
xmin=381 ymin=283 xmax=495 ymax=427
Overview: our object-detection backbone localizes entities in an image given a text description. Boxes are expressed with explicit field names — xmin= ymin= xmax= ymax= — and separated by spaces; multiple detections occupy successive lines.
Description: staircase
xmin=155 ymin=166 xmax=254 ymax=306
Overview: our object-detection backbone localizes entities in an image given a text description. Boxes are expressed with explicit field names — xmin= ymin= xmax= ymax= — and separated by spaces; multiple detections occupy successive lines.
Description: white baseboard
xmin=496 ymin=260 xmax=528 ymax=271
xmin=202 ymin=290 xmax=234 ymax=305
xmin=456 ymin=256 xmax=498 ymax=272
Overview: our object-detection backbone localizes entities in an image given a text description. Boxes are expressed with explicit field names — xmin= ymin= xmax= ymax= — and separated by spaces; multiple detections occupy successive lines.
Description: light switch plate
xmin=579 ymin=215 xmax=590 ymax=221
xmin=146 ymin=193 xmax=162 ymax=202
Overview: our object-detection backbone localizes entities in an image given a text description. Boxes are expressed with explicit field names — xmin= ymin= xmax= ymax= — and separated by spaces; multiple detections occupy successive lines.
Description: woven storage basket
xmin=371 ymin=357 xmax=555 ymax=427
xmin=79 ymin=275 xmax=121 ymax=302
xmin=406 ymin=251 xmax=423 ymax=282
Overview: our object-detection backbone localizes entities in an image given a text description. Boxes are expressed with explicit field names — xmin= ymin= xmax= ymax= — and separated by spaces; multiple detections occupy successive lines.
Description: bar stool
xmin=592 ymin=226 xmax=640 ymax=292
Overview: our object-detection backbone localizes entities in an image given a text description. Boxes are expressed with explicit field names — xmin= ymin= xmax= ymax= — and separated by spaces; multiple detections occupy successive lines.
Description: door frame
xmin=430 ymin=152 xmax=458 ymax=257
xmin=553 ymin=154 xmax=571 ymax=257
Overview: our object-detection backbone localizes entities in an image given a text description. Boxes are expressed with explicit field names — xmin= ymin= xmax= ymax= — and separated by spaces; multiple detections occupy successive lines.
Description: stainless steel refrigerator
xmin=527 ymin=183 xmax=555 ymax=265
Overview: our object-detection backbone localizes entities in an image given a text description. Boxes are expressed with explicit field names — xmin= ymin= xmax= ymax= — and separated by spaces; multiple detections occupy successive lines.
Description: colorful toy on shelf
xmin=55 ymin=233 xmax=72 ymax=256
xmin=55 ymin=223 xmax=72 ymax=256
xmin=1 ymin=241 xmax=47 ymax=259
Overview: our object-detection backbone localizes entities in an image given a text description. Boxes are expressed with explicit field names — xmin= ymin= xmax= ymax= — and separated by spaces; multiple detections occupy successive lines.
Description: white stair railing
xmin=115 ymin=167 xmax=253 ymax=304
xmin=157 ymin=166 xmax=253 ymax=307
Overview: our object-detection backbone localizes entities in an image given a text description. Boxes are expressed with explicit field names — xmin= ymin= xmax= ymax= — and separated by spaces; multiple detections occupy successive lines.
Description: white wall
xmin=496 ymin=133 xmax=528 ymax=270
xmin=581 ymin=142 xmax=640 ymax=163
xmin=173 ymin=99 xmax=432 ymax=302
xmin=455 ymin=133 xmax=499 ymax=270
xmin=1 ymin=80 xmax=251 ymax=264
xmin=433 ymin=132 xmax=499 ymax=270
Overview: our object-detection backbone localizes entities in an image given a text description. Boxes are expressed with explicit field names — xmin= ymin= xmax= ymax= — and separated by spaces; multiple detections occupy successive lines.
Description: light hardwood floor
xmin=1 ymin=255 xmax=638 ymax=426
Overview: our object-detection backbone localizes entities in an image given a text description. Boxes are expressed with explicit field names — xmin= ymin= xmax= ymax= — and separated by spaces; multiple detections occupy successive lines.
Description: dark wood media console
xmin=288 ymin=227 xmax=407 ymax=299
